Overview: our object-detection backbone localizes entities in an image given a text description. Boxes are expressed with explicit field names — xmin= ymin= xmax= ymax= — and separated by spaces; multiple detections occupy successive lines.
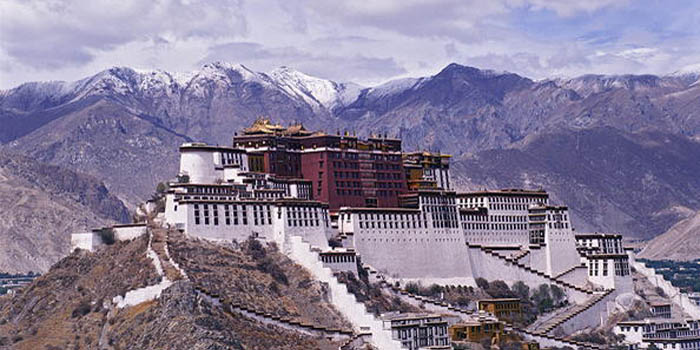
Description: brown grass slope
xmin=168 ymin=232 xmax=351 ymax=330
xmin=0 ymin=234 xmax=347 ymax=350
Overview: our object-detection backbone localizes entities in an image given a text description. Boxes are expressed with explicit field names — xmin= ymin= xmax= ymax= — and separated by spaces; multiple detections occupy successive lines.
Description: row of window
xmin=420 ymin=196 xmax=455 ymax=205
xmin=320 ymin=254 xmax=356 ymax=264
xmin=490 ymin=204 xmax=531 ymax=211
xmin=220 ymin=151 xmax=245 ymax=166
xmin=463 ymin=223 xmax=528 ymax=231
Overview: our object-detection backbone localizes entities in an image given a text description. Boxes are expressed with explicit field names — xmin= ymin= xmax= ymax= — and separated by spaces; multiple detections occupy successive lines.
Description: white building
xmin=615 ymin=318 xmax=700 ymax=350
xmin=575 ymin=233 xmax=633 ymax=291
xmin=70 ymin=223 xmax=148 ymax=252
xmin=380 ymin=312 xmax=453 ymax=350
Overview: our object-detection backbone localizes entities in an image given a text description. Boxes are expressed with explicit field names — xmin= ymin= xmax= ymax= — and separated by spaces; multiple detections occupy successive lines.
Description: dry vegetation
xmin=0 ymin=236 xmax=159 ymax=350
xmin=336 ymin=270 xmax=422 ymax=316
xmin=168 ymin=231 xmax=351 ymax=329
xmin=0 ymin=232 xmax=348 ymax=350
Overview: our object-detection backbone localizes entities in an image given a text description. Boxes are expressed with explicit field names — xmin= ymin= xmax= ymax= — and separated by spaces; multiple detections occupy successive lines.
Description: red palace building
xmin=233 ymin=119 xmax=409 ymax=210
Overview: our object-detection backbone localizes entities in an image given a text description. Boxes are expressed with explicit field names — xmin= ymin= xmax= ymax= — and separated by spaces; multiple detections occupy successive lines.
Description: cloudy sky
xmin=1 ymin=0 xmax=699 ymax=89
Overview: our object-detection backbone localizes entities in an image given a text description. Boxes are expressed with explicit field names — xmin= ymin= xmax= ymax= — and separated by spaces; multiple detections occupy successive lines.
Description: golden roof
xmin=243 ymin=117 xmax=286 ymax=134
xmin=243 ymin=117 xmax=312 ymax=136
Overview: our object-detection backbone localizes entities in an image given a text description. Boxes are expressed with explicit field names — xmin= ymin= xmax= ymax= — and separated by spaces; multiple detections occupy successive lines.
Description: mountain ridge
xmin=1 ymin=61 xmax=699 ymax=264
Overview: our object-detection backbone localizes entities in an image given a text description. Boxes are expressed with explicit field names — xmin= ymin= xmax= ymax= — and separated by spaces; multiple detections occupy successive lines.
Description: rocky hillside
xmin=1 ymin=62 xmax=699 ymax=242
xmin=452 ymin=127 xmax=700 ymax=240
xmin=0 ymin=234 xmax=348 ymax=350
xmin=0 ymin=150 xmax=129 ymax=273
xmin=637 ymin=210 xmax=700 ymax=261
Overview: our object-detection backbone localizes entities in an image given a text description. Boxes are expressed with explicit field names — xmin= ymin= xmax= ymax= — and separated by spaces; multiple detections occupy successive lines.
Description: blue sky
xmin=1 ymin=0 xmax=699 ymax=88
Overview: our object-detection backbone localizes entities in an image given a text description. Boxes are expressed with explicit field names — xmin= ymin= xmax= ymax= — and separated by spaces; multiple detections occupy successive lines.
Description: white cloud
xmin=0 ymin=0 xmax=699 ymax=89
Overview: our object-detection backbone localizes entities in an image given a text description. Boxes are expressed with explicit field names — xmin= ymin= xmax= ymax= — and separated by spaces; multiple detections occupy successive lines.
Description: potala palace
xmin=71 ymin=119 xmax=700 ymax=350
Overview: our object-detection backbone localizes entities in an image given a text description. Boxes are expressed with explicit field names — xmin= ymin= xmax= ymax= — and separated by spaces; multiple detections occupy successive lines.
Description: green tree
xmin=512 ymin=281 xmax=530 ymax=300
xmin=532 ymin=284 xmax=553 ymax=312
xmin=551 ymin=285 xmax=565 ymax=304
xmin=476 ymin=277 xmax=490 ymax=291
xmin=487 ymin=280 xmax=514 ymax=298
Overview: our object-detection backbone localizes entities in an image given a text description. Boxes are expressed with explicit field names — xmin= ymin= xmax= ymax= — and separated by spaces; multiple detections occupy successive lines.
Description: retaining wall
xmin=285 ymin=235 xmax=403 ymax=350
xmin=633 ymin=260 xmax=700 ymax=318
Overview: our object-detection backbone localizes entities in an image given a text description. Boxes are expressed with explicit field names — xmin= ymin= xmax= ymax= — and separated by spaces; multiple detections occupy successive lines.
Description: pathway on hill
xmin=163 ymin=230 xmax=363 ymax=348
xmin=111 ymin=229 xmax=173 ymax=308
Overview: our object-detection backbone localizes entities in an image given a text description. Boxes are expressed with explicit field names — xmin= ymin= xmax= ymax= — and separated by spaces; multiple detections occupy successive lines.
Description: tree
xmin=532 ymin=284 xmax=553 ymax=312
xmin=156 ymin=182 xmax=168 ymax=195
xmin=476 ymin=277 xmax=490 ymax=291
xmin=512 ymin=281 xmax=530 ymax=300
xmin=487 ymin=280 xmax=514 ymax=298
xmin=551 ymin=285 xmax=565 ymax=304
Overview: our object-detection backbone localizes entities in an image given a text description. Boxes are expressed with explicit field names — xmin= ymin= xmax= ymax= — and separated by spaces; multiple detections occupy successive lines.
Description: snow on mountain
xmin=669 ymin=63 xmax=700 ymax=77
xmin=268 ymin=66 xmax=363 ymax=110
xmin=366 ymin=77 xmax=424 ymax=99
xmin=668 ymin=63 xmax=700 ymax=87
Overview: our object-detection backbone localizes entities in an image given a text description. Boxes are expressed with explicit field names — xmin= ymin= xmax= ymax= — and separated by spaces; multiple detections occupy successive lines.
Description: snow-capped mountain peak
xmin=669 ymin=63 xmax=700 ymax=77
xmin=269 ymin=66 xmax=341 ymax=108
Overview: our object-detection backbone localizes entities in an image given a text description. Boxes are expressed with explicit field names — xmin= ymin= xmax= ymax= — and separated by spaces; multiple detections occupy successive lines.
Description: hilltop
xmin=0 ymin=230 xmax=351 ymax=350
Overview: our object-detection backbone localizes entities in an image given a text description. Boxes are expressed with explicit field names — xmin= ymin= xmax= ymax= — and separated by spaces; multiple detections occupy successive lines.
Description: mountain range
xmin=1 ymin=62 xmax=699 ymax=271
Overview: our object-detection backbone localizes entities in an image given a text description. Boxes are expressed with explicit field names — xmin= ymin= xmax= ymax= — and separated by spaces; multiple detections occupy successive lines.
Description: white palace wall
xmin=632 ymin=260 xmax=700 ymax=319
xmin=467 ymin=246 xmax=589 ymax=304
xmin=180 ymin=149 xmax=221 ymax=184
xmin=545 ymin=226 xmax=580 ymax=277
xmin=112 ymin=224 xmax=147 ymax=241
xmin=71 ymin=232 xmax=103 ymax=252
xmin=180 ymin=201 xmax=330 ymax=249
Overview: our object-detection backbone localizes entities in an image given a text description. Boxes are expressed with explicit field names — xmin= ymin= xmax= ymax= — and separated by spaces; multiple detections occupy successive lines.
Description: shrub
xmin=428 ymin=284 xmax=444 ymax=297
xmin=487 ymin=280 xmax=514 ymax=298
xmin=551 ymin=285 xmax=566 ymax=304
xmin=476 ymin=277 xmax=489 ymax=291
xmin=512 ymin=281 xmax=530 ymax=300
xmin=97 ymin=228 xmax=116 ymax=245
xmin=243 ymin=237 xmax=267 ymax=260
xmin=71 ymin=300 xmax=92 ymax=318
xmin=404 ymin=282 xmax=422 ymax=295
xmin=257 ymin=258 xmax=288 ymax=285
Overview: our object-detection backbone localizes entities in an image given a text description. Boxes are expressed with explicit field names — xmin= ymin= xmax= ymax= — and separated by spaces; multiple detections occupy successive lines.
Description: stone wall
xmin=468 ymin=246 xmax=590 ymax=304
xmin=285 ymin=235 xmax=403 ymax=350
xmin=70 ymin=232 xmax=102 ymax=252
xmin=632 ymin=260 xmax=700 ymax=319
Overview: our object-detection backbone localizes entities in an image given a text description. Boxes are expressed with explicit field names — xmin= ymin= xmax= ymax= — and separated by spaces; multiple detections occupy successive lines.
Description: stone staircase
xmin=528 ymin=289 xmax=613 ymax=336
xmin=364 ymin=263 xmax=602 ymax=350
xmin=553 ymin=263 xmax=587 ymax=280
xmin=471 ymin=244 xmax=593 ymax=296
xmin=512 ymin=326 xmax=605 ymax=350
xmin=511 ymin=249 xmax=530 ymax=263
xmin=286 ymin=235 xmax=404 ymax=350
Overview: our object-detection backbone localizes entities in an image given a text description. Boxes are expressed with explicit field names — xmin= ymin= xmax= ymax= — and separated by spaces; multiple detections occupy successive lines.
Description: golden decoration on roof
xmin=243 ymin=117 xmax=312 ymax=136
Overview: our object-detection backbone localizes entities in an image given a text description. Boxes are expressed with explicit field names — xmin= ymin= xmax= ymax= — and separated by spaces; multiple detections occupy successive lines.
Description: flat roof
xmin=380 ymin=312 xmax=447 ymax=321
xmin=457 ymin=189 xmax=548 ymax=197
xmin=478 ymin=298 xmax=521 ymax=303
xmin=575 ymin=233 xmax=623 ymax=239
xmin=180 ymin=143 xmax=243 ymax=152
xmin=338 ymin=207 xmax=420 ymax=213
